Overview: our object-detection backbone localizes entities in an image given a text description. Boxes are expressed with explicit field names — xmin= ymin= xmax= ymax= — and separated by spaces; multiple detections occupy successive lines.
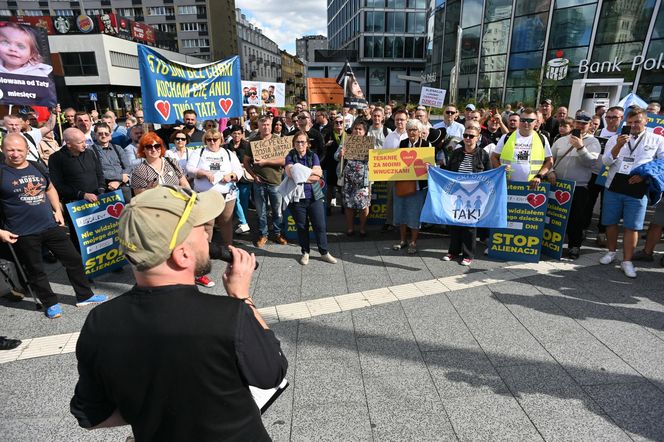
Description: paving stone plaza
xmin=1 ymin=221 xmax=663 ymax=441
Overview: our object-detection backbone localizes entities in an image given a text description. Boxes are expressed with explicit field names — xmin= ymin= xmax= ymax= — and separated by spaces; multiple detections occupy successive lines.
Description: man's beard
xmin=194 ymin=254 xmax=212 ymax=277
xmin=185 ymin=123 xmax=196 ymax=130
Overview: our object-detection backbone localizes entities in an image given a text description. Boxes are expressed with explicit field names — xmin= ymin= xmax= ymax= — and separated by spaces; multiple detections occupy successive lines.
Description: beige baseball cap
xmin=118 ymin=186 xmax=224 ymax=270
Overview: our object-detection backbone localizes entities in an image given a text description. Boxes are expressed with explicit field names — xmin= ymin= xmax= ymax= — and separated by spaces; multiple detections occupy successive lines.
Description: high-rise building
xmin=325 ymin=0 xmax=429 ymax=103
xmin=296 ymin=35 xmax=328 ymax=62
xmin=0 ymin=0 xmax=238 ymax=61
xmin=236 ymin=8 xmax=281 ymax=82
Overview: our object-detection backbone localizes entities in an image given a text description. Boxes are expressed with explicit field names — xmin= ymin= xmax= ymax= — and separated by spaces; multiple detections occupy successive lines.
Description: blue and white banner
xmin=138 ymin=45 xmax=243 ymax=124
xmin=420 ymin=166 xmax=508 ymax=228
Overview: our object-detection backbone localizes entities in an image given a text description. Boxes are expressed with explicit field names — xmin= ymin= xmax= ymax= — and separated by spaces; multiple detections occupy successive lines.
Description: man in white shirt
xmin=3 ymin=107 xmax=59 ymax=165
xmin=367 ymin=107 xmax=391 ymax=148
xmin=342 ymin=107 xmax=354 ymax=130
xmin=491 ymin=108 xmax=553 ymax=188
xmin=381 ymin=109 xmax=408 ymax=231
xmin=75 ymin=111 xmax=95 ymax=148
xmin=598 ymin=107 xmax=664 ymax=278
xmin=433 ymin=105 xmax=464 ymax=139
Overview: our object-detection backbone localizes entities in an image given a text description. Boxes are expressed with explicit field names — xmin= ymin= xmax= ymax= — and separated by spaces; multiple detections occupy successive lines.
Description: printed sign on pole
xmin=419 ymin=87 xmax=447 ymax=108
xmin=541 ymin=179 xmax=575 ymax=259
xmin=307 ymin=78 xmax=344 ymax=105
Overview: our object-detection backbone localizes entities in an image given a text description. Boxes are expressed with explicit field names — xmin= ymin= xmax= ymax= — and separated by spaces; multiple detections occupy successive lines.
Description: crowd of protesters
xmin=0 ymin=97 xmax=662 ymax=321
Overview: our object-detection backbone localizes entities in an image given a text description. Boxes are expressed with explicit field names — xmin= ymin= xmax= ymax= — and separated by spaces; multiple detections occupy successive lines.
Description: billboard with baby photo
xmin=0 ymin=20 xmax=57 ymax=107
xmin=241 ymin=81 xmax=285 ymax=107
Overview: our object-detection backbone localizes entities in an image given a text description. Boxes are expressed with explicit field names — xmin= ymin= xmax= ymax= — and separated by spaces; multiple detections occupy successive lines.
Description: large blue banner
xmin=420 ymin=166 xmax=508 ymax=228
xmin=66 ymin=190 xmax=127 ymax=278
xmin=541 ymin=179 xmax=575 ymax=260
xmin=138 ymin=45 xmax=243 ymax=124
xmin=488 ymin=182 xmax=549 ymax=263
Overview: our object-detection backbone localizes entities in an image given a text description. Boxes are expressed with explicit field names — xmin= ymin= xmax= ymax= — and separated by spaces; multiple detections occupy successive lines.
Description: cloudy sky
xmin=235 ymin=0 xmax=327 ymax=53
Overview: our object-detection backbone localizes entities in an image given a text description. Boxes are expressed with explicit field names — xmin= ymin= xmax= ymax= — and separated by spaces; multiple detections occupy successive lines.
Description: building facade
xmin=426 ymin=0 xmax=663 ymax=107
xmin=325 ymin=0 xmax=429 ymax=103
xmin=281 ymin=51 xmax=306 ymax=104
xmin=296 ymin=35 xmax=329 ymax=62
xmin=235 ymin=8 xmax=281 ymax=82
xmin=0 ymin=0 xmax=238 ymax=61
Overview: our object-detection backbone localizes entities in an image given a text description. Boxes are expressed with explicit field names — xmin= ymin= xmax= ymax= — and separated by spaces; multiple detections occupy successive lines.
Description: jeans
xmin=14 ymin=226 xmax=93 ymax=308
xmin=234 ymin=182 xmax=251 ymax=225
xmin=253 ymin=182 xmax=283 ymax=237
xmin=289 ymin=198 xmax=328 ymax=255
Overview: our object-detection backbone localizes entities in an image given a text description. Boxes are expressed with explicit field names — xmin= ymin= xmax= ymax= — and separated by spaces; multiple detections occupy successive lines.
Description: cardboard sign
xmin=419 ymin=87 xmax=447 ymax=108
xmin=66 ymin=190 xmax=127 ymax=278
xmin=488 ymin=182 xmax=550 ymax=263
xmin=307 ymin=78 xmax=344 ymax=105
xmin=344 ymin=135 xmax=374 ymax=161
xmin=368 ymin=147 xmax=435 ymax=181
xmin=541 ymin=179 xmax=575 ymax=259
xmin=250 ymin=136 xmax=294 ymax=161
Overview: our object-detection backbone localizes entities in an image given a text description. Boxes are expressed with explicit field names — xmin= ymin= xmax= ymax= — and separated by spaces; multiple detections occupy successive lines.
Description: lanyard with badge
xmin=618 ymin=134 xmax=643 ymax=175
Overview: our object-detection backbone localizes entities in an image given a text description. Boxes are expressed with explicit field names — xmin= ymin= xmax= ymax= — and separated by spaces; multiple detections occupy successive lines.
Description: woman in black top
xmin=224 ymin=125 xmax=252 ymax=234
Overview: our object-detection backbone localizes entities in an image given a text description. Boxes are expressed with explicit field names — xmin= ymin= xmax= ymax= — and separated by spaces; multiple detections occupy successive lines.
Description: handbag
xmin=0 ymin=258 xmax=20 ymax=297
xmin=395 ymin=180 xmax=416 ymax=197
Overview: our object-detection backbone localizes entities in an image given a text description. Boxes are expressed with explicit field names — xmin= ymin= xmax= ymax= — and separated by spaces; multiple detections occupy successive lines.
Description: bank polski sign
xmin=545 ymin=50 xmax=664 ymax=81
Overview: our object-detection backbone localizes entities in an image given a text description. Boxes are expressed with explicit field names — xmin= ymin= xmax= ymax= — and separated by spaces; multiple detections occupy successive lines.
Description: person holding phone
xmin=548 ymin=112 xmax=601 ymax=259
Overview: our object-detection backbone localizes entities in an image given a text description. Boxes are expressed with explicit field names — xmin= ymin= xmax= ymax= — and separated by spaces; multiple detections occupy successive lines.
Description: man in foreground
xmin=71 ymin=186 xmax=288 ymax=441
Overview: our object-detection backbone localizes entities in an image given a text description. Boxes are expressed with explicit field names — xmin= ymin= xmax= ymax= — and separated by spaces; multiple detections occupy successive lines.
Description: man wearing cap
xmin=492 ymin=108 xmax=553 ymax=188
xmin=71 ymin=186 xmax=288 ymax=441
xmin=539 ymin=99 xmax=559 ymax=141
xmin=548 ymin=112 xmax=601 ymax=259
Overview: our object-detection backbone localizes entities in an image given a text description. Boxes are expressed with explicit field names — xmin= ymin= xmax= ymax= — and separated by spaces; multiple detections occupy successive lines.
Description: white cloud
xmin=235 ymin=0 xmax=327 ymax=53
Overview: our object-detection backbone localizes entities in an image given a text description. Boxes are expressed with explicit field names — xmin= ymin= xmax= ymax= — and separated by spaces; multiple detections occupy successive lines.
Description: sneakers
xmin=599 ymin=251 xmax=616 ymax=265
xmin=632 ymin=249 xmax=654 ymax=262
xmin=392 ymin=241 xmax=407 ymax=250
xmin=45 ymin=303 xmax=62 ymax=319
xmin=76 ymin=294 xmax=108 ymax=307
xmin=621 ymin=261 xmax=637 ymax=278
xmin=255 ymin=236 xmax=268 ymax=248
xmin=442 ymin=254 xmax=457 ymax=261
xmin=568 ymin=247 xmax=580 ymax=260
xmin=407 ymin=242 xmax=417 ymax=254
xmin=235 ymin=224 xmax=250 ymax=234
xmin=195 ymin=275 xmax=215 ymax=288
xmin=299 ymin=253 xmax=310 ymax=265
xmin=461 ymin=258 xmax=472 ymax=266
xmin=273 ymin=234 xmax=288 ymax=245
xmin=321 ymin=253 xmax=337 ymax=264
xmin=596 ymin=233 xmax=608 ymax=247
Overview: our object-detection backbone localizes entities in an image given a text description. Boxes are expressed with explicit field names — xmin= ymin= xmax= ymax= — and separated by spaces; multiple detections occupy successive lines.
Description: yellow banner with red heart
xmin=368 ymin=147 xmax=435 ymax=181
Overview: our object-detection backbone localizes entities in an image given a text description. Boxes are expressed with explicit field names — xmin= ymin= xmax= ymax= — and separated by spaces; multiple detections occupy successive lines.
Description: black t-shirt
xmin=71 ymin=285 xmax=287 ymax=442
xmin=0 ymin=163 xmax=57 ymax=236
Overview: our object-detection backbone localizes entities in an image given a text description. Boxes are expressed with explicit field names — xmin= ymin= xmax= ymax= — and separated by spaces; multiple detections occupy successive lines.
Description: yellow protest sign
xmin=344 ymin=135 xmax=374 ymax=161
xmin=250 ymin=136 xmax=294 ymax=161
xmin=368 ymin=147 xmax=435 ymax=181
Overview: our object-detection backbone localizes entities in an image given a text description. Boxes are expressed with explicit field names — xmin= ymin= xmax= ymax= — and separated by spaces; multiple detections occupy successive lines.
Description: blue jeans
xmin=253 ymin=182 xmax=283 ymax=237
xmin=289 ymin=198 xmax=328 ymax=255
xmin=234 ymin=182 xmax=251 ymax=225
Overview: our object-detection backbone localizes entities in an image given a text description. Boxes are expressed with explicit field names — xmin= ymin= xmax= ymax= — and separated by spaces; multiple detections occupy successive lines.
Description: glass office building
xmin=426 ymin=0 xmax=663 ymax=106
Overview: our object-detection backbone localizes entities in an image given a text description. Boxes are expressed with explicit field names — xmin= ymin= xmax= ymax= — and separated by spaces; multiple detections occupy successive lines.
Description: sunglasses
xmin=445 ymin=111 xmax=457 ymax=115
xmin=463 ymin=133 xmax=477 ymax=139
xmin=206 ymin=138 xmax=221 ymax=142
xmin=605 ymin=116 xmax=620 ymax=120
xmin=334 ymin=121 xmax=344 ymax=124
xmin=145 ymin=144 xmax=161 ymax=150
xmin=174 ymin=137 xmax=187 ymax=141
xmin=96 ymin=132 xmax=111 ymax=136
xmin=165 ymin=186 xmax=197 ymax=252
xmin=294 ymin=140 xmax=307 ymax=145
xmin=520 ymin=118 xmax=536 ymax=123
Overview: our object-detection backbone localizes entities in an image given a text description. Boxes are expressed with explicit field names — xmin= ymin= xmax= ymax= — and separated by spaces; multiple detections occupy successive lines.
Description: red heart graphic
xmin=554 ymin=190 xmax=571 ymax=205
xmin=106 ymin=203 xmax=124 ymax=219
xmin=654 ymin=126 xmax=664 ymax=136
xmin=526 ymin=193 xmax=546 ymax=209
xmin=413 ymin=158 xmax=428 ymax=177
xmin=400 ymin=150 xmax=417 ymax=166
xmin=218 ymin=98 xmax=233 ymax=114
xmin=154 ymin=100 xmax=170 ymax=121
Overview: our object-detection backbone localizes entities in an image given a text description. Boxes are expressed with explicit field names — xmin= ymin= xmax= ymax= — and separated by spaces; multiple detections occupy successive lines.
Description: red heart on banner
xmin=400 ymin=150 xmax=417 ymax=166
xmin=219 ymin=98 xmax=233 ymax=114
xmin=154 ymin=100 xmax=170 ymax=121
xmin=654 ymin=126 xmax=664 ymax=136
xmin=413 ymin=159 xmax=428 ymax=177
xmin=106 ymin=203 xmax=124 ymax=219
xmin=526 ymin=193 xmax=546 ymax=209
xmin=554 ymin=190 xmax=571 ymax=205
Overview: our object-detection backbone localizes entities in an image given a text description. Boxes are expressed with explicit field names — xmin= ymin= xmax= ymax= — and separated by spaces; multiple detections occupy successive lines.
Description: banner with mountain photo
xmin=420 ymin=166 xmax=508 ymax=228
xmin=138 ymin=45 xmax=243 ymax=123
xmin=335 ymin=61 xmax=367 ymax=109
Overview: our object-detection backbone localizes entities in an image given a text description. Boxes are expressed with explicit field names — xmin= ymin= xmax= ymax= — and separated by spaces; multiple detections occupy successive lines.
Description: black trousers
xmin=584 ymin=173 xmax=606 ymax=233
xmin=14 ymin=226 xmax=93 ymax=308
xmin=448 ymin=225 xmax=477 ymax=259
xmin=567 ymin=186 xmax=589 ymax=248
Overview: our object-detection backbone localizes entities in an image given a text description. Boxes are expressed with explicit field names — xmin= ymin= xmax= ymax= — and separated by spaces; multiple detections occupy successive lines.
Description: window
xmin=480 ymin=54 xmax=506 ymax=72
xmin=595 ymin=0 xmax=655 ymax=45
xmin=386 ymin=12 xmax=406 ymax=32
xmin=157 ymin=23 xmax=177 ymax=33
xmin=147 ymin=7 xmax=174 ymax=16
xmin=384 ymin=36 xmax=394 ymax=57
xmin=549 ymin=5 xmax=594 ymax=48
xmin=54 ymin=9 xmax=75 ymax=16
xmin=182 ymin=38 xmax=209 ymax=48
xmin=364 ymin=36 xmax=374 ymax=57
xmin=117 ymin=8 xmax=134 ymax=16
xmin=511 ymin=13 xmax=547 ymax=53
xmin=482 ymin=20 xmax=510 ymax=56
xmin=460 ymin=25 xmax=480 ymax=59
xmin=19 ymin=10 xmax=46 ymax=16
xmin=110 ymin=51 xmax=138 ymax=69
xmin=61 ymin=52 xmax=98 ymax=76
xmin=514 ymin=0 xmax=549 ymax=16
xmin=180 ymin=23 xmax=207 ymax=31
xmin=178 ymin=6 xmax=196 ymax=14
xmin=407 ymin=12 xmax=426 ymax=33
xmin=369 ymin=67 xmax=386 ymax=86
xmin=555 ymin=0 xmax=596 ymax=8
xmin=414 ymin=36 xmax=425 ymax=58
xmin=462 ymin=0 xmax=483 ymax=28
xmin=394 ymin=36 xmax=404 ymax=58
xmin=485 ymin=0 xmax=512 ymax=22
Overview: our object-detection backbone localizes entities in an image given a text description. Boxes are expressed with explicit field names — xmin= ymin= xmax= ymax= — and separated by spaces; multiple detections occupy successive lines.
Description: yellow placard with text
xmin=368 ymin=147 xmax=435 ymax=181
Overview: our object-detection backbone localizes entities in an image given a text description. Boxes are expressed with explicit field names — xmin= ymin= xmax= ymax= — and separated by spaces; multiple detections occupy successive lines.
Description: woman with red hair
xmin=130 ymin=132 xmax=189 ymax=196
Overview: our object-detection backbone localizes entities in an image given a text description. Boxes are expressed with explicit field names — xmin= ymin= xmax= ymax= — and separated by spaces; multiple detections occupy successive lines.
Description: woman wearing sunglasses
xmin=442 ymin=125 xmax=492 ymax=266
xmin=130 ymin=133 xmax=189 ymax=196
xmin=186 ymin=129 xmax=243 ymax=248
xmin=165 ymin=129 xmax=192 ymax=175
